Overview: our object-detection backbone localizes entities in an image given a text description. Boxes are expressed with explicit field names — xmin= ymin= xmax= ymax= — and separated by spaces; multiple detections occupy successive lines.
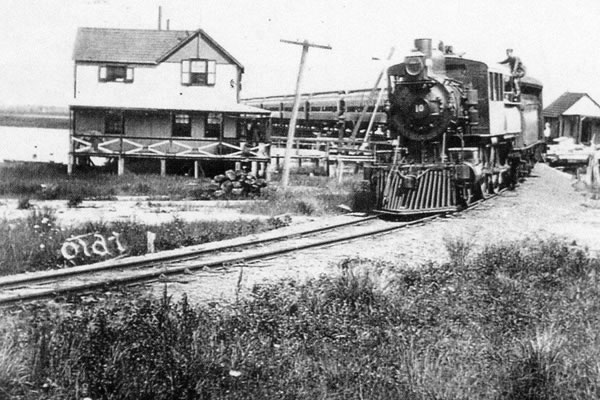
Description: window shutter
xmin=181 ymin=60 xmax=191 ymax=85
xmin=126 ymin=67 xmax=134 ymax=82
xmin=99 ymin=66 xmax=107 ymax=81
xmin=207 ymin=60 xmax=216 ymax=85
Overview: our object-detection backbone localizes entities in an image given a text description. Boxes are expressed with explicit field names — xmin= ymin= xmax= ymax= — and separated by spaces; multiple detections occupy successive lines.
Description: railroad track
xmin=0 ymin=192 xmax=502 ymax=306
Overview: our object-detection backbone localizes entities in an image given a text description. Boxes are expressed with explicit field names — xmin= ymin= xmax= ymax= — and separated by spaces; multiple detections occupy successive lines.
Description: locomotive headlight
xmin=405 ymin=55 xmax=425 ymax=76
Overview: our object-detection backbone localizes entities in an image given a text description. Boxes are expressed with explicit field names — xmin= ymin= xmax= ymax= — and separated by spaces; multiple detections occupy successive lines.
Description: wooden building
xmin=543 ymin=92 xmax=600 ymax=145
xmin=69 ymin=27 xmax=270 ymax=177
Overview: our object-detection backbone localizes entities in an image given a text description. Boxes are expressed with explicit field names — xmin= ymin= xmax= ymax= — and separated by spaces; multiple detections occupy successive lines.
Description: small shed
xmin=543 ymin=92 xmax=600 ymax=145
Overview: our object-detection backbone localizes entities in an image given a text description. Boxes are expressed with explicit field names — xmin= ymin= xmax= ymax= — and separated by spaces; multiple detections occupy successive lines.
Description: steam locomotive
xmin=245 ymin=38 xmax=544 ymax=215
xmin=371 ymin=38 xmax=543 ymax=215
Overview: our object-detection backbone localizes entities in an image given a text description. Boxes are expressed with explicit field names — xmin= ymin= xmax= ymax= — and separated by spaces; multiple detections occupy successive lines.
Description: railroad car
xmin=368 ymin=38 xmax=543 ymax=215
xmin=243 ymin=89 xmax=388 ymax=139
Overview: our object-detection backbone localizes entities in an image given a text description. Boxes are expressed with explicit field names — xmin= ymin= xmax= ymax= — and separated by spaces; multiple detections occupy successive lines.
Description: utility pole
xmin=280 ymin=39 xmax=332 ymax=187
xmin=350 ymin=47 xmax=395 ymax=144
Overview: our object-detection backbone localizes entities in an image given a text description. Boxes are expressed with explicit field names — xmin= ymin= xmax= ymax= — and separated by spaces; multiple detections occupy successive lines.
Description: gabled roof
xmin=73 ymin=27 xmax=244 ymax=70
xmin=543 ymin=92 xmax=600 ymax=118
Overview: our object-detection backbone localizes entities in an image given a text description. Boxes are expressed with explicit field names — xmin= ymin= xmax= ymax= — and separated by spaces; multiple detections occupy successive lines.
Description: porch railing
xmin=71 ymin=133 xmax=270 ymax=160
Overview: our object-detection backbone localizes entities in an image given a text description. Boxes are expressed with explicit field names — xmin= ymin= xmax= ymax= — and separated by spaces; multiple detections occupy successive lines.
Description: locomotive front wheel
xmin=478 ymin=176 xmax=491 ymax=199
xmin=458 ymin=185 xmax=476 ymax=207
xmin=490 ymin=173 xmax=501 ymax=194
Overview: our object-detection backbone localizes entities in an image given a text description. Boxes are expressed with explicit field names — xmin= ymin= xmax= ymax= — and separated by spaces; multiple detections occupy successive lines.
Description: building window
xmin=99 ymin=65 xmax=134 ymax=83
xmin=104 ymin=111 xmax=123 ymax=135
xmin=181 ymin=59 xmax=216 ymax=86
xmin=205 ymin=113 xmax=222 ymax=138
xmin=172 ymin=113 xmax=191 ymax=137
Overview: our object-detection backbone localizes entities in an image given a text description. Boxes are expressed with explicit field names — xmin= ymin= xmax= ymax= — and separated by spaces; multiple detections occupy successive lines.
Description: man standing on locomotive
xmin=499 ymin=48 xmax=526 ymax=100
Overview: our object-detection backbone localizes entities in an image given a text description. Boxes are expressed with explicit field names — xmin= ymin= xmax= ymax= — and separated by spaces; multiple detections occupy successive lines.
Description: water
xmin=0 ymin=126 xmax=69 ymax=164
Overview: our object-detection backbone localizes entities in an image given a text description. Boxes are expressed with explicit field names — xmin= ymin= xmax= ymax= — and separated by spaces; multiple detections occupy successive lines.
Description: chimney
xmin=166 ymin=19 xmax=170 ymax=30
xmin=158 ymin=6 xmax=162 ymax=30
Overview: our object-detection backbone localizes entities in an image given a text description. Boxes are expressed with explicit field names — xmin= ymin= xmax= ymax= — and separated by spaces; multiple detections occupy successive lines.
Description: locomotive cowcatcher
xmin=368 ymin=38 xmax=544 ymax=215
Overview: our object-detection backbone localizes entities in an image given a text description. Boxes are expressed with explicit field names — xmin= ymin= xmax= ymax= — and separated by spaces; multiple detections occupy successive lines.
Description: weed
xmin=444 ymin=236 xmax=474 ymax=266
xmin=503 ymin=328 xmax=567 ymax=399
xmin=0 ymin=315 xmax=29 ymax=395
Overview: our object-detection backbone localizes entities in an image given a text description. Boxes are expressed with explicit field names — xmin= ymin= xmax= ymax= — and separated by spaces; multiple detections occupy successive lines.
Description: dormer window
xmin=99 ymin=65 xmax=134 ymax=83
xmin=181 ymin=59 xmax=216 ymax=86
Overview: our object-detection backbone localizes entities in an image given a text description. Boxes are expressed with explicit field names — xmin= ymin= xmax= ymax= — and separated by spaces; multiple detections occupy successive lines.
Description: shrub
xmin=66 ymin=194 xmax=83 ymax=208
xmin=295 ymin=199 xmax=316 ymax=215
xmin=134 ymin=182 xmax=152 ymax=195
xmin=17 ymin=197 xmax=31 ymax=210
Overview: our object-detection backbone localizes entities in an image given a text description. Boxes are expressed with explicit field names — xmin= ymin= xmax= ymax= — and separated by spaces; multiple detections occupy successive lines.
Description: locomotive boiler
xmin=368 ymin=38 xmax=544 ymax=215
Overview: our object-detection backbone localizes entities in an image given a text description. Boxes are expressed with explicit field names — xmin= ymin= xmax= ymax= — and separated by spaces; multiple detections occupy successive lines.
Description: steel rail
xmin=0 ymin=214 xmax=379 ymax=290
xmin=0 ymin=215 xmax=436 ymax=305
xmin=0 ymin=189 xmax=507 ymax=306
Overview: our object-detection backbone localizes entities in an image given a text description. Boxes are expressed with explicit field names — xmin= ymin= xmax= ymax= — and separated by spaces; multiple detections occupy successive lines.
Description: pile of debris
xmin=209 ymin=169 xmax=267 ymax=198
xmin=546 ymin=137 xmax=598 ymax=166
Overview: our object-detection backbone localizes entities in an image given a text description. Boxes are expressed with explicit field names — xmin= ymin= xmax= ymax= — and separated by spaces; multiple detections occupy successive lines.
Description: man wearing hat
xmin=499 ymin=48 xmax=526 ymax=99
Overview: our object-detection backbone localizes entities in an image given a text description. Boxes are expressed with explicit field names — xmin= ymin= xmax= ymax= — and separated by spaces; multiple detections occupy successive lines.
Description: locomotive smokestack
xmin=414 ymin=38 xmax=432 ymax=58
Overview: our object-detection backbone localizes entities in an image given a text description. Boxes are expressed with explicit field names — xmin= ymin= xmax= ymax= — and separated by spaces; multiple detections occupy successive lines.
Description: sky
xmin=1 ymin=0 xmax=599 ymax=107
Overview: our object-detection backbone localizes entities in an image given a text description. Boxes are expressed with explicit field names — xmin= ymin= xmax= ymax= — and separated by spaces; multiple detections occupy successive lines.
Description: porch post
xmin=559 ymin=116 xmax=564 ymax=138
xmin=160 ymin=159 xmax=167 ymax=176
xmin=265 ymin=162 xmax=272 ymax=181
xmin=68 ymin=155 xmax=74 ymax=175
xmin=194 ymin=161 xmax=199 ymax=179
xmin=118 ymin=157 xmax=125 ymax=176
xmin=68 ymin=107 xmax=74 ymax=175
xmin=251 ymin=161 xmax=258 ymax=176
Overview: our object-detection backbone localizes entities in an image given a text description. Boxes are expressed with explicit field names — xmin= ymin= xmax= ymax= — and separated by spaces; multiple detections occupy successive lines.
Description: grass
xmin=0 ymin=163 xmax=374 ymax=215
xmin=240 ymin=175 xmax=375 ymax=216
xmin=0 ymin=208 xmax=291 ymax=276
xmin=0 ymin=163 xmax=215 ymax=200
xmin=1 ymin=237 xmax=599 ymax=399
